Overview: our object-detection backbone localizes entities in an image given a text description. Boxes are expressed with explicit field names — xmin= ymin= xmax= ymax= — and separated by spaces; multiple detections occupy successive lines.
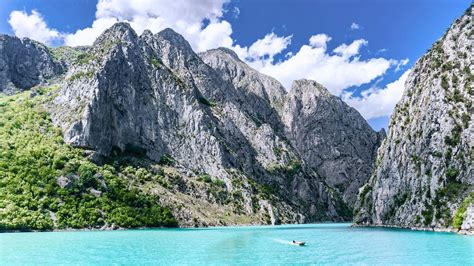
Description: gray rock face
xmin=6 ymin=22 xmax=382 ymax=225
xmin=283 ymin=79 xmax=384 ymax=206
xmin=460 ymin=205 xmax=474 ymax=234
xmin=0 ymin=35 xmax=63 ymax=94
xmin=354 ymin=6 xmax=473 ymax=232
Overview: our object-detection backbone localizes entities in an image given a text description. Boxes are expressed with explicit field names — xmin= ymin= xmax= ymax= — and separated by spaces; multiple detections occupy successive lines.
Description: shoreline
xmin=351 ymin=223 xmax=473 ymax=235
xmin=2 ymin=221 xmax=472 ymax=235
xmin=0 ymin=221 xmax=353 ymax=234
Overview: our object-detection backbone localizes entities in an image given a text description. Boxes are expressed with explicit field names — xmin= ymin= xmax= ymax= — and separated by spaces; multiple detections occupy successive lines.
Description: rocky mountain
xmin=0 ymin=22 xmax=382 ymax=229
xmin=354 ymin=5 xmax=473 ymax=233
xmin=0 ymin=35 xmax=64 ymax=94
xmin=282 ymin=79 xmax=385 ymax=206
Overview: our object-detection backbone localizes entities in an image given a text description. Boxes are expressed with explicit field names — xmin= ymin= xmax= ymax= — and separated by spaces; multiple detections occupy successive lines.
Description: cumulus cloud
xmin=309 ymin=34 xmax=332 ymax=49
xmin=350 ymin=22 xmax=361 ymax=30
xmin=233 ymin=32 xmax=292 ymax=67
xmin=333 ymin=39 xmax=368 ymax=58
xmin=64 ymin=17 xmax=118 ymax=46
xmin=196 ymin=20 xmax=233 ymax=52
xmin=62 ymin=0 xmax=231 ymax=49
xmin=342 ymin=70 xmax=411 ymax=120
xmin=248 ymin=36 xmax=395 ymax=95
xmin=8 ymin=10 xmax=62 ymax=45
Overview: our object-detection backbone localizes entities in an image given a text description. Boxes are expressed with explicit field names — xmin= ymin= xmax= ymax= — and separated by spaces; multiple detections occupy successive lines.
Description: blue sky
xmin=0 ymin=0 xmax=470 ymax=130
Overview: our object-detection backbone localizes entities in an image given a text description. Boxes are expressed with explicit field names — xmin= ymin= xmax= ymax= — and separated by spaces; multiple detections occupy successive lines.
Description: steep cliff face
xmin=0 ymin=35 xmax=64 ymax=94
xmin=1 ymin=22 xmax=383 ymax=227
xmin=283 ymin=79 xmax=385 ymax=207
xmin=355 ymin=6 xmax=473 ymax=233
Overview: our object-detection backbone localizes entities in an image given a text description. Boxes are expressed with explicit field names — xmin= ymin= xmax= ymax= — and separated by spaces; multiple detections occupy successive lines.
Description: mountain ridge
xmin=0 ymin=22 xmax=383 ymax=229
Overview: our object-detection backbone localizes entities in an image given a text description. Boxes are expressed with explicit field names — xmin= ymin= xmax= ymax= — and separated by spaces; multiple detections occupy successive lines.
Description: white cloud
xmin=333 ymin=39 xmax=368 ymax=58
xmin=395 ymin=58 xmax=409 ymax=71
xmin=64 ymin=0 xmax=231 ymax=49
xmin=64 ymin=17 xmax=118 ymax=46
xmin=342 ymin=70 xmax=411 ymax=119
xmin=8 ymin=10 xmax=62 ymax=45
xmin=232 ymin=7 xmax=240 ymax=18
xmin=196 ymin=20 xmax=233 ymax=52
xmin=248 ymin=36 xmax=395 ymax=95
xmin=246 ymin=33 xmax=292 ymax=60
xmin=309 ymin=34 xmax=331 ymax=49
xmin=351 ymin=22 xmax=361 ymax=30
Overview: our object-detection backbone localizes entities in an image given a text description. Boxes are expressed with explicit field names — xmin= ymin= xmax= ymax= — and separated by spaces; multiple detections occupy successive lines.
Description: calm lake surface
xmin=1 ymin=223 xmax=473 ymax=265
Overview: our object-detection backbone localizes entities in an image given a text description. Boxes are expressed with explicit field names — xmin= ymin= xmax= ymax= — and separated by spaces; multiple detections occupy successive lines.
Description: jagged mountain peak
xmin=200 ymin=46 xmax=287 ymax=113
xmin=290 ymin=79 xmax=332 ymax=98
xmin=156 ymin=27 xmax=193 ymax=51
xmin=140 ymin=29 xmax=154 ymax=40
xmin=93 ymin=22 xmax=138 ymax=46
xmin=205 ymin=47 xmax=242 ymax=62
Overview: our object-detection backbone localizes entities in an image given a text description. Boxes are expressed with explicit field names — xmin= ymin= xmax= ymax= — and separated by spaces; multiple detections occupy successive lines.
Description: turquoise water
xmin=1 ymin=223 xmax=473 ymax=265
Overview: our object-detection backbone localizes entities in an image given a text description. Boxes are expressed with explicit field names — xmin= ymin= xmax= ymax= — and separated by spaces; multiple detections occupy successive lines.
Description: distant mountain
xmin=0 ymin=21 xmax=383 ymax=230
xmin=354 ymin=5 xmax=473 ymax=234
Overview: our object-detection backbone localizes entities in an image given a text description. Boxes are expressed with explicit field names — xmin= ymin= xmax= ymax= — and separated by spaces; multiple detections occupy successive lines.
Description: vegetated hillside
xmin=0 ymin=22 xmax=383 ymax=230
xmin=354 ymin=5 xmax=473 ymax=234
xmin=0 ymin=88 xmax=176 ymax=231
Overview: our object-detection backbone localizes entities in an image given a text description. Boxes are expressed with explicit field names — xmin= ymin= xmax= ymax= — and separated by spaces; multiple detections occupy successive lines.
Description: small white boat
xmin=291 ymin=241 xmax=305 ymax=246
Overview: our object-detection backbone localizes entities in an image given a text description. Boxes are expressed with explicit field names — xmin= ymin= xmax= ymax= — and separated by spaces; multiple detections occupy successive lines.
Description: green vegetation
xmin=461 ymin=113 xmax=470 ymax=129
xmin=394 ymin=191 xmax=410 ymax=208
xmin=150 ymin=57 xmax=162 ymax=68
xmin=196 ymin=174 xmax=225 ymax=188
xmin=441 ymin=75 xmax=449 ymax=90
xmin=411 ymin=154 xmax=421 ymax=172
xmin=198 ymin=96 xmax=216 ymax=107
xmin=452 ymin=193 xmax=474 ymax=229
xmin=421 ymin=202 xmax=434 ymax=226
xmin=451 ymin=89 xmax=464 ymax=102
xmin=76 ymin=53 xmax=96 ymax=65
xmin=267 ymin=160 xmax=302 ymax=177
xmin=433 ymin=42 xmax=444 ymax=54
xmin=359 ymin=185 xmax=372 ymax=203
xmin=48 ymin=46 xmax=85 ymax=63
xmin=442 ymin=61 xmax=454 ymax=71
xmin=0 ymin=89 xmax=177 ymax=231
xmin=158 ymin=154 xmax=174 ymax=166
xmin=444 ymin=125 xmax=462 ymax=147
xmin=247 ymin=178 xmax=278 ymax=201
xmin=437 ymin=183 xmax=468 ymax=201
xmin=445 ymin=167 xmax=460 ymax=183
xmin=197 ymin=174 xmax=212 ymax=183
xmin=68 ymin=71 xmax=94 ymax=82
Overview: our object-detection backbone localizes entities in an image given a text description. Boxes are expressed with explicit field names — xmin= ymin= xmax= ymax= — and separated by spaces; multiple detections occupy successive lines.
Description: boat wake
xmin=272 ymin=238 xmax=294 ymax=245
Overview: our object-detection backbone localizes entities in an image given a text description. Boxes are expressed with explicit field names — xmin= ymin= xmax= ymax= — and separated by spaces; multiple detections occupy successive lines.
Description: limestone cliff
xmin=354 ymin=5 xmax=473 ymax=233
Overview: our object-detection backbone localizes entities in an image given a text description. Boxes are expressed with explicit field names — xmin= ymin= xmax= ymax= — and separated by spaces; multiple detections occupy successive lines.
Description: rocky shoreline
xmin=352 ymin=223 xmax=473 ymax=235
